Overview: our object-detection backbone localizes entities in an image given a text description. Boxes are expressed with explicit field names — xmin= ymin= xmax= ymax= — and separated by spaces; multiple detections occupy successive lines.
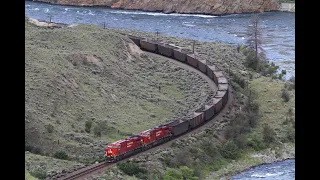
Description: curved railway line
xmin=55 ymin=35 xmax=235 ymax=180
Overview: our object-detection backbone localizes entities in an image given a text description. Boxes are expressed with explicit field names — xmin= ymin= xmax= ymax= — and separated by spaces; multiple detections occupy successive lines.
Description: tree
xmin=245 ymin=15 xmax=264 ymax=71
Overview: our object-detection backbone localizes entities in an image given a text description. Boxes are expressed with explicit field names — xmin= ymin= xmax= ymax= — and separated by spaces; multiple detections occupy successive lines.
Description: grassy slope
xmin=25 ymin=171 xmax=38 ymax=180
xmin=25 ymin=151 xmax=85 ymax=179
xmin=25 ymin=20 xmax=212 ymax=163
xmin=206 ymin=76 xmax=295 ymax=179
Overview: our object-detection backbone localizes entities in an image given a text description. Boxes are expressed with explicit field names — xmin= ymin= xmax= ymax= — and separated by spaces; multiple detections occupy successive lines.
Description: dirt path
xmin=64 ymin=49 xmax=234 ymax=180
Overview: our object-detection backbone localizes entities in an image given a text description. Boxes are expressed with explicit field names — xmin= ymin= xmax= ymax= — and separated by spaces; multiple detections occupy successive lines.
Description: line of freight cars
xmin=105 ymin=36 xmax=229 ymax=162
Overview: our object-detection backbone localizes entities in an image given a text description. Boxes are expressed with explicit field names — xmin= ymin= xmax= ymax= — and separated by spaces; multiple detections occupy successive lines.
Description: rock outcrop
xmin=29 ymin=0 xmax=280 ymax=15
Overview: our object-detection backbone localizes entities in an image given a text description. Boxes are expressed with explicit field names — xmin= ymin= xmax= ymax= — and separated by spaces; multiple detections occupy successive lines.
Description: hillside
xmin=25 ymin=18 xmax=213 ymax=165
xmin=25 ymin=19 xmax=294 ymax=180
xmin=28 ymin=0 xmax=279 ymax=15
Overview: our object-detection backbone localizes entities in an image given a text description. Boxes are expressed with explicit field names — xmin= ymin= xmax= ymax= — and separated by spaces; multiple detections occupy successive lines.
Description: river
xmin=25 ymin=1 xmax=295 ymax=80
xmin=231 ymin=159 xmax=295 ymax=180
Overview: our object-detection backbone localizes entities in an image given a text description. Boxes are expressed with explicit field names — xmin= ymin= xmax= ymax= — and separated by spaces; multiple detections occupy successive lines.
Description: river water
xmin=25 ymin=1 xmax=295 ymax=80
xmin=231 ymin=159 xmax=295 ymax=180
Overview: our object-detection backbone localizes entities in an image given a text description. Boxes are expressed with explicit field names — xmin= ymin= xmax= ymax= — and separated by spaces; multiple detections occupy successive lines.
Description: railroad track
xmin=55 ymin=36 xmax=234 ymax=180
xmin=58 ymin=162 xmax=109 ymax=180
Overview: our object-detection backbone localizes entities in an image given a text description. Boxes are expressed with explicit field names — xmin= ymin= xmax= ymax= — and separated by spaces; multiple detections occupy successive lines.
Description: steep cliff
xmin=29 ymin=0 xmax=280 ymax=15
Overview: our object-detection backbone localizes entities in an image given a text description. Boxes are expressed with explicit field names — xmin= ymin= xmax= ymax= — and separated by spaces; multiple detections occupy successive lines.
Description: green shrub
xmin=247 ymin=111 xmax=259 ymax=128
xmin=93 ymin=125 xmax=102 ymax=137
xmin=281 ymin=89 xmax=290 ymax=102
xmin=25 ymin=144 xmax=42 ymax=155
xmin=179 ymin=166 xmax=198 ymax=180
xmin=162 ymin=168 xmax=183 ymax=180
xmin=93 ymin=121 xmax=109 ymax=137
xmin=175 ymin=149 xmax=193 ymax=167
xmin=289 ymin=76 xmax=295 ymax=83
xmin=163 ymin=156 xmax=175 ymax=167
xmin=85 ymin=120 xmax=92 ymax=133
xmin=54 ymin=151 xmax=68 ymax=160
xmin=287 ymin=83 xmax=295 ymax=91
xmin=234 ymin=134 xmax=247 ymax=149
xmin=46 ymin=124 xmax=54 ymax=133
xmin=117 ymin=162 xmax=147 ymax=176
xmin=271 ymin=74 xmax=278 ymax=79
xmin=189 ymin=147 xmax=199 ymax=154
xmin=232 ymin=74 xmax=247 ymax=89
xmin=262 ymin=124 xmax=276 ymax=143
xmin=30 ymin=169 xmax=47 ymax=180
xmin=219 ymin=141 xmax=240 ymax=160
xmin=282 ymin=126 xmax=295 ymax=143
xmin=278 ymin=73 xmax=284 ymax=80
xmin=247 ymin=135 xmax=266 ymax=151
xmin=224 ymin=112 xmax=250 ymax=139
xmin=170 ymin=141 xmax=179 ymax=148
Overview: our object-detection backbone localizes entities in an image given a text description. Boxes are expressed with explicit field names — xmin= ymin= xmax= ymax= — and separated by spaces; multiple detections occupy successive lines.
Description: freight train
xmin=105 ymin=36 xmax=229 ymax=162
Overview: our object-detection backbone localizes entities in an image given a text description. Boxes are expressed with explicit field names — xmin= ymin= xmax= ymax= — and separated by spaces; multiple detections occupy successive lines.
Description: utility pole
xmin=192 ymin=40 xmax=195 ymax=53
xmin=103 ymin=22 xmax=105 ymax=29
xmin=156 ymin=30 xmax=159 ymax=41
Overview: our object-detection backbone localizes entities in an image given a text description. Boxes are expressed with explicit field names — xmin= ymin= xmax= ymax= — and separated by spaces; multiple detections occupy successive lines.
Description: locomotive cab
xmin=105 ymin=145 xmax=120 ymax=162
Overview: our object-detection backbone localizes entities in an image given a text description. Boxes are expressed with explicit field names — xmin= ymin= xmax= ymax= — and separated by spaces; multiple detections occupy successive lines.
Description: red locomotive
xmin=105 ymin=125 xmax=173 ymax=162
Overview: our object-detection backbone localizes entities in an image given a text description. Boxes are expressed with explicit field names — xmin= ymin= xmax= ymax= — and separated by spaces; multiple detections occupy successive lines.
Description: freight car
xmin=158 ymin=43 xmax=176 ymax=58
xmin=140 ymin=39 xmax=158 ymax=53
xmin=173 ymin=48 xmax=188 ymax=62
xmin=105 ymin=37 xmax=230 ymax=163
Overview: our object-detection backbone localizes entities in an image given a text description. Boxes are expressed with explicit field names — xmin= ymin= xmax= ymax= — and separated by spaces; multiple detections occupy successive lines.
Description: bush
xmin=286 ymin=128 xmax=295 ymax=143
xmin=163 ymin=156 xmax=175 ymax=167
xmin=25 ymin=144 xmax=43 ymax=155
xmin=232 ymin=74 xmax=247 ymax=89
xmin=93 ymin=126 xmax=102 ymax=137
xmin=289 ymin=76 xmax=295 ymax=83
xmin=93 ymin=121 xmax=108 ymax=137
xmin=287 ymin=83 xmax=295 ymax=91
xmin=234 ymin=134 xmax=247 ymax=149
xmin=85 ymin=120 xmax=92 ymax=133
xmin=175 ymin=149 xmax=193 ymax=167
xmin=262 ymin=124 xmax=276 ymax=143
xmin=281 ymin=89 xmax=290 ymax=102
xmin=219 ymin=141 xmax=240 ymax=160
xmin=30 ymin=169 xmax=47 ymax=180
xmin=224 ymin=112 xmax=250 ymax=139
xmin=117 ymin=162 xmax=147 ymax=176
xmin=46 ymin=124 xmax=54 ymax=133
xmin=247 ymin=111 xmax=259 ymax=128
xmin=247 ymin=135 xmax=266 ymax=151
xmin=179 ymin=166 xmax=198 ymax=180
xmin=54 ymin=151 xmax=68 ymax=160
xmin=278 ymin=73 xmax=284 ymax=80
xmin=162 ymin=168 xmax=183 ymax=180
